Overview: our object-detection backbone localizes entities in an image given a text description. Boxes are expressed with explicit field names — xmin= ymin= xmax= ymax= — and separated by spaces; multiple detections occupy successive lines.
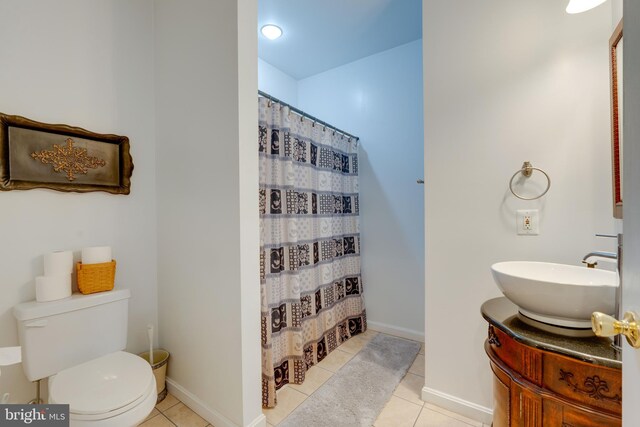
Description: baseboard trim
xmin=245 ymin=413 xmax=267 ymax=427
xmin=367 ymin=320 xmax=424 ymax=342
xmin=421 ymin=386 xmax=493 ymax=425
xmin=166 ymin=377 xmax=266 ymax=427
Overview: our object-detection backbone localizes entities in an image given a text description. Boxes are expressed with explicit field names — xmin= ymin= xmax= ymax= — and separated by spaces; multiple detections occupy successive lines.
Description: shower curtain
xmin=259 ymin=97 xmax=367 ymax=408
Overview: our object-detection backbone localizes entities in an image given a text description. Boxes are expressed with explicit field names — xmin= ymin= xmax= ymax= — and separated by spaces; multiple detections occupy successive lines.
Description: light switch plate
xmin=517 ymin=209 xmax=539 ymax=235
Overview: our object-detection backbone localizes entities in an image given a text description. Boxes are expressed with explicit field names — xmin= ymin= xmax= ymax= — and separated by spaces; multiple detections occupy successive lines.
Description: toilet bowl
xmin=14 ymin=290 xmax=156 ymax=427
xmin=49 ymin=352 xmax=156 ymax=427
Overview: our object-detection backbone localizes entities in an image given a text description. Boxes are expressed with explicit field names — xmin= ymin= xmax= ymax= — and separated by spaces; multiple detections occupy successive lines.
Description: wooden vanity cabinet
xmin=485 ymin=325 xmax=621 ymax=427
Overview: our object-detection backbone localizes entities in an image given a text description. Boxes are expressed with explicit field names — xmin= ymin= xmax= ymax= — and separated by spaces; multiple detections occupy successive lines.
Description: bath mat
xmin=279 ymin=334 xmax=421 ymax=427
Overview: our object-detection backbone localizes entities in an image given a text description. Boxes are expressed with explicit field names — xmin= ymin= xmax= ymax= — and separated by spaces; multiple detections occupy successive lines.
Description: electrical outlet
xmin=517 ymin=210 xmax=539 ymax=235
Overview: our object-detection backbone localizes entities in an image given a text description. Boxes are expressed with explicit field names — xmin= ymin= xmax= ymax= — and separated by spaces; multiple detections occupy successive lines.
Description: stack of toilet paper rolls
xmin=36 ymin=247 xmax=113 ymax=302
xmin=36 ymin=251 xmax=73 ymax=302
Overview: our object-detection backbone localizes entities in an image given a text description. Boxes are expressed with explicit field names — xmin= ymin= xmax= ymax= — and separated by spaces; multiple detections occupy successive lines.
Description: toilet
xmin=14 ymin=289 xmax=156 ymax=427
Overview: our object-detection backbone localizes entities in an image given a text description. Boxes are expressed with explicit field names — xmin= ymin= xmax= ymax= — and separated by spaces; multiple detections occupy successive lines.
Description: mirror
xmin=610 ymin=19 xmax=623 ymax=219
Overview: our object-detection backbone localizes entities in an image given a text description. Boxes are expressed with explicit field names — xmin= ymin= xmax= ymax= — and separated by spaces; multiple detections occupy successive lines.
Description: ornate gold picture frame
xmin=610 ymin=20 xmax=623 ymax=219
xmin=0 ymin=114 xmax=133 ymax=194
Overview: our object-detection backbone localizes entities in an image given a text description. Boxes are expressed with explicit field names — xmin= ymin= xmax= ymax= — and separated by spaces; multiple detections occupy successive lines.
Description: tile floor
xmin=141 ymin=331 xmax=491 ymax=427
xmin=263 ymin=330 xmax=491 ymax=427
xmin=140 ymin=393 xmax=210 ymax=427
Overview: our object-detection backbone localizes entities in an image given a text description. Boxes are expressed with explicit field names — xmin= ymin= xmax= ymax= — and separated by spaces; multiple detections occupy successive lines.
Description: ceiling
xmin=258 ymin=0 xmax=422 ymax=80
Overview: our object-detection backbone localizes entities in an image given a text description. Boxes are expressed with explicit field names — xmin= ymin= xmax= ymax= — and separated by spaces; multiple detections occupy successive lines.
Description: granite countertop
xmin=481 ymin=297 xmax=621 ymax=370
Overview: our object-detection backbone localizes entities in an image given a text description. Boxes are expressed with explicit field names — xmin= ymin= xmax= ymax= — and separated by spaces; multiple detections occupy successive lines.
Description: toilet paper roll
xmin=44 ymin=251 xmax=73 ymax=276
xmin=35 ymin=275 xmax=72 ymax=303
xmin=81 ymin=246 xmax=112 ymax=264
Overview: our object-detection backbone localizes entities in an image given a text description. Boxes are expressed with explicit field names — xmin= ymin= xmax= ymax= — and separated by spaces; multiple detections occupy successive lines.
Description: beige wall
xmin=0 ymin=1 xmax=262 ymax=425
xmin=423 ymin=0 xmax=615 ymax=422
xmin=0 ymin=0 xmax=158 ymax=404
xmin=155 ymin=1 xmax=262 ymax=426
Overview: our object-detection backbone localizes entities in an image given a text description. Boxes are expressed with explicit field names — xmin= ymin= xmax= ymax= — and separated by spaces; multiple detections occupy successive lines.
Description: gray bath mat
xmin=279 ymin=334 xmax=421 ymax=427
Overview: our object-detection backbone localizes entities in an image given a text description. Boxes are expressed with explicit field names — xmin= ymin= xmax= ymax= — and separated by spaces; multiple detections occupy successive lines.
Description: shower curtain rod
xmin=258 ymin=90 xmax=359 ymax=141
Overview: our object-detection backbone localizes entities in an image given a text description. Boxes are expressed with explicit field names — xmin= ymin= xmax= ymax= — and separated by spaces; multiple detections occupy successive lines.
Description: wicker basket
xmin=76 ymin=260 xmax=116 ymax=294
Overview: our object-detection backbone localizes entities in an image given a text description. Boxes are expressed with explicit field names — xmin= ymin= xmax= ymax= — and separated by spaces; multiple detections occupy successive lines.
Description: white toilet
xmin=14 ymin=289 xmax=156 ymax=427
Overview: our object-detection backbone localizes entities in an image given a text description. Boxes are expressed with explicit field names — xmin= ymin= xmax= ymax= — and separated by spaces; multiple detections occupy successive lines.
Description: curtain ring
xmin=267 ymin=99 xmax=272 ymax=107
xmin=300 ymin=115 xmax=304 ymax=123
xmin=312 ymin=121 xmax=315 ymax=127
xmin=333 ymin=130 xmax=336 ymax=136
xmin=323 ymin=125 xmax=326 ymax=132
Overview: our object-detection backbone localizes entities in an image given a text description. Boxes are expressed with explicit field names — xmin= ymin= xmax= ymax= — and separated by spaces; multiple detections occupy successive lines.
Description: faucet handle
xmin=596 ymin=234 xmax=618 ymax=239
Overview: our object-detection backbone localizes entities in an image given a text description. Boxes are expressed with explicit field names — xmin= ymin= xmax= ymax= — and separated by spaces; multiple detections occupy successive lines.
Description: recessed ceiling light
xmin=261 ymin=24 xmax=283 ymax=40
xmin=566 ymin=0 xmax=608 ymax=14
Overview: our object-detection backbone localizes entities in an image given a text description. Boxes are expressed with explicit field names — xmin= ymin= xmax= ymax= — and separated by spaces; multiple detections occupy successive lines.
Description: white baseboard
xmin=367 ymin=320 xmax=424 ymax=342
xmin=166 ymin=377 xmax=266 ymax=427
xmin=422 ymin=386 xmax=493 ymax=425
xmin=245 ymin=413 xmax=267 ymax=427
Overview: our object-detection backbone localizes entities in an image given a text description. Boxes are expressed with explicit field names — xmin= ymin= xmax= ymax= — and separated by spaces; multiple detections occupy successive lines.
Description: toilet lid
xmin=49 ymin=351 xmax=153 ymax=416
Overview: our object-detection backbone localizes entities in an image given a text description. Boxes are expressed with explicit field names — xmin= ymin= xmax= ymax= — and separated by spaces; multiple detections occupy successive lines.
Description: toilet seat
xmin=49 ymin=351 xmax=154 ymax=421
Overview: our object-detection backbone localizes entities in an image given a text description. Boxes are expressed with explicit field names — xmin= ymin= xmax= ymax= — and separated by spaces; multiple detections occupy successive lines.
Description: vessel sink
xmin=490 ymin=261 xmax=617 ymax=328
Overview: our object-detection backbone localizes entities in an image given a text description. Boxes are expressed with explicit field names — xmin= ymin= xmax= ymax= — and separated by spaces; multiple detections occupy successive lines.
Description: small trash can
xmin=139 ymin=349 xmax=170 ymax=403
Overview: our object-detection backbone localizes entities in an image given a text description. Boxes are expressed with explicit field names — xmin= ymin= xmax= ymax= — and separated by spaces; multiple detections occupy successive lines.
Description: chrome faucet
xmin=581 ymin=251 xmax=617 ymax=268
xmin=583 ymin=234 xmax=623 ymax=350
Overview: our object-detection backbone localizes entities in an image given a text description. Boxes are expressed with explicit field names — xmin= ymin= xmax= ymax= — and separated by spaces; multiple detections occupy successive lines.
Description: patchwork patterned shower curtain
xmin=259 ymin=97 xmax=367 ymax=408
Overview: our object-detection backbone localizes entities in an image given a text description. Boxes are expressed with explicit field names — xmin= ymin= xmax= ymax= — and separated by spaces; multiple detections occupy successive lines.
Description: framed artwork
xmin=610 ymin=20 xmax=623 ymax=218
xmin=0 ymin=114 xmax=133 ymax=194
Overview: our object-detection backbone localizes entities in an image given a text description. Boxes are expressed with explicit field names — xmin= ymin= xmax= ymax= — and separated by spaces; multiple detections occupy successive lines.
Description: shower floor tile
xmin=289 ymin=365 xmax=333 ymax=395
xmin=315 ymin=348 xmax=355 ymax=372
xmin=263 ymin=387 xmax=307 ymax=425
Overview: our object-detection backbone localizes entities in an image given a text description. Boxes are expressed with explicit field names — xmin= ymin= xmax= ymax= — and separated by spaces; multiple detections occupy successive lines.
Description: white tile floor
xmin=142 ymin=332 xmax=490 ymax=427
xmin=140 ymin=392 xmax=211 ymax=427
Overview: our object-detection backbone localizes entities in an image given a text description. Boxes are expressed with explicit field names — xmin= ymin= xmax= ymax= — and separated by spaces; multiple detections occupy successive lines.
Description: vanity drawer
xmin=487 ymin=325 xmax=543 ymax=386
xmin=542 ymin=352 xmax=621 ymax=415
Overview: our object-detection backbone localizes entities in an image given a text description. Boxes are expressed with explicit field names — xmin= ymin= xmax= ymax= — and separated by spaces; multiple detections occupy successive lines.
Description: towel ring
xmin=509 ymin=161 xmax=551 ymax=200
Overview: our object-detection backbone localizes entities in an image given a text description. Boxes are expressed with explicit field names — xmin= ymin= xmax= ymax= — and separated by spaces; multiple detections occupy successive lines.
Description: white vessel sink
xmin=491 ymin=261 xmax=618 ymax=328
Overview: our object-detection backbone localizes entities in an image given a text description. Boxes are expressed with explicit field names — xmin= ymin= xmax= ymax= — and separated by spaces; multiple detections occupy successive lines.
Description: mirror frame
xmin=610 ymin=19 xmax=623 ymax=219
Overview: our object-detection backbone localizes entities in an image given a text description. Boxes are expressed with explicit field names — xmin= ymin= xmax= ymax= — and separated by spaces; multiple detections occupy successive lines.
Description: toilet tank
xmin=13 ymin=289 xmax=130 ymax=382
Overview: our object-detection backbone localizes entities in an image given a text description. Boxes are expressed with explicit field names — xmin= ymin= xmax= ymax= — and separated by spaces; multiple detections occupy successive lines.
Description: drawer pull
xmin=488 ymin=325 xmax=502 ymax=347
